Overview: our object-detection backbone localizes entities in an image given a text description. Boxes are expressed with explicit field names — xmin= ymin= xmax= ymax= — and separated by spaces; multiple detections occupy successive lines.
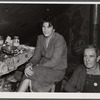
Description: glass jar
xmin=13 ymin=36 xmax=20 ymax=47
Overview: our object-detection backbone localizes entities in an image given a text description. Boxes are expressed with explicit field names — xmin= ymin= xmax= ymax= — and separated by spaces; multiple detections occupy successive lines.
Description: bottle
xmin=13 ymin=36 xmax=20 ymax=47
xmin=0 ymin=36 xmax=4 ymax=50
xmin=5 ymin=36 xmax=12 ymax=46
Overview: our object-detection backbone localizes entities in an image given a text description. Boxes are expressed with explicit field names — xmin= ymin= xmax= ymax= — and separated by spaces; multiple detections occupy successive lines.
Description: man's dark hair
xmin=40 ymin=16 xmax=56 ymax=29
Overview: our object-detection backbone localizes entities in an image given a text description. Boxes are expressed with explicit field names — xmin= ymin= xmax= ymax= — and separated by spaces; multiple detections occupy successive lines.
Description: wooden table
xmin=0 ymin=45 xmax=35 ymax=76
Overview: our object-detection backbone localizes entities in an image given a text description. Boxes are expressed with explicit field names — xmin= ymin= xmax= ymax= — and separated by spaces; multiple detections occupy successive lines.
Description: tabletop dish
xmin=2 ymin=46 xmax=17 ymax=55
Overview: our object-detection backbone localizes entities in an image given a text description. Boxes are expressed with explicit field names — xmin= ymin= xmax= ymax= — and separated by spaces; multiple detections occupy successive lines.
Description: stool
xmin=50 ymin=84 xmax=55 ymax=92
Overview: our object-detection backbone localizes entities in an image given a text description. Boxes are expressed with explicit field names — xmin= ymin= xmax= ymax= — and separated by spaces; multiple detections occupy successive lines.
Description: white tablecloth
xmin=0 ymin=45 xmax=35 ymax=76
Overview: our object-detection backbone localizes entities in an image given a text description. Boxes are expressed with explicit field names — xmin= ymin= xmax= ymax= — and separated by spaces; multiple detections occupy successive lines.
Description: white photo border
xmin=0 ymin=0 xmax=99 ymax=99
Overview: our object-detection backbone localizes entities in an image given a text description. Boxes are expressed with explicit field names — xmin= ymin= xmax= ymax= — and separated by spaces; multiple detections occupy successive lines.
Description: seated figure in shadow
xmin=64 ymin=45 xmax=100 ymax=92
xmin=17 ymin=16 xmax=67 ymax=92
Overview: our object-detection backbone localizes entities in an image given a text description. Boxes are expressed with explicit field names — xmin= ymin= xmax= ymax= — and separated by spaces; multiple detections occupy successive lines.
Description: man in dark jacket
xmin=64 ymin=45 xmax=100 ymax=92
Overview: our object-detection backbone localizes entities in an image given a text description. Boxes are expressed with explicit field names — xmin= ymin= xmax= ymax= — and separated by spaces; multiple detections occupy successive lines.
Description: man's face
xmin=42 ymin=22 xmax=54 ymax=37
xmin=84 ymin=48 xmax=97 ymax=69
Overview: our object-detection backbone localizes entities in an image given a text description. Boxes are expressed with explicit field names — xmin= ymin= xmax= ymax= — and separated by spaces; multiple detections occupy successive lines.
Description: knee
xmin=24 ymin=79 xmax=30 ymax=83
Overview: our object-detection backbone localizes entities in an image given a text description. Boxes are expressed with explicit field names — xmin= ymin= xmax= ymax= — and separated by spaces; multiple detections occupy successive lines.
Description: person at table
xmin=64 ymin=45 xmax=100 ymax=92
xmin=18 ymin=16 xmax=67 ymax=92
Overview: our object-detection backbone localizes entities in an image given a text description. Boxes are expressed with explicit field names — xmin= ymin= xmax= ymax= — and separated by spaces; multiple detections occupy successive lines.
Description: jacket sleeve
xmin=64 ymin=67 xmax=81 ymax=92
xmin=42 ymin=36 xmax=66 ymax=68
xmin=28 ymin=36 xmax=42 ymax=66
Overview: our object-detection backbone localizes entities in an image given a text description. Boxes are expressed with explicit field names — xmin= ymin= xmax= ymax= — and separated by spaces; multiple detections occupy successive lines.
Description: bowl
xmin=2 ymin=46 xmax=17 ymax=55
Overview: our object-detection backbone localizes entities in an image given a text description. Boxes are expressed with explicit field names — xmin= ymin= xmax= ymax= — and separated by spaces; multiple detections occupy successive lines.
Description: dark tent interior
xmin=0 ymin=3 xmax=99 ymax=92
xmin=0 ymin=4 xmax=72 ymax=46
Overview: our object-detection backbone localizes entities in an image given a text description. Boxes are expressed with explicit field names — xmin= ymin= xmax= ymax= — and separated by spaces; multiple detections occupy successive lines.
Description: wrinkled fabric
xmin=28 ymin=32 xmax=67 ymax=69
xmin=65 ymin=65 xmax=86 ymax=92
xmin=23 ymin=66 xmax=65 ymax=92
xmin=65 ymin=63 xmax=100 ymax=92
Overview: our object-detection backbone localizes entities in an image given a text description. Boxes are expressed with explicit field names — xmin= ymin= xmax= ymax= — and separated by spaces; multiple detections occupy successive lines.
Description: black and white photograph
xmin=0 ymin=0 xmax=99 ymax=98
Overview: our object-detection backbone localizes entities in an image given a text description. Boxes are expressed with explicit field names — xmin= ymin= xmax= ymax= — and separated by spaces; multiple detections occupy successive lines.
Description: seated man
xmin=64 ymin=45 xmax=100 ymax=92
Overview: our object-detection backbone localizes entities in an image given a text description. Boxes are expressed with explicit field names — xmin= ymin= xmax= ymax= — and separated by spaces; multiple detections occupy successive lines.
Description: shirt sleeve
xmin=42 ymin=36 xmax=66 ymax=68
xmin=64 ymin=67 xmax=81 ymax=92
